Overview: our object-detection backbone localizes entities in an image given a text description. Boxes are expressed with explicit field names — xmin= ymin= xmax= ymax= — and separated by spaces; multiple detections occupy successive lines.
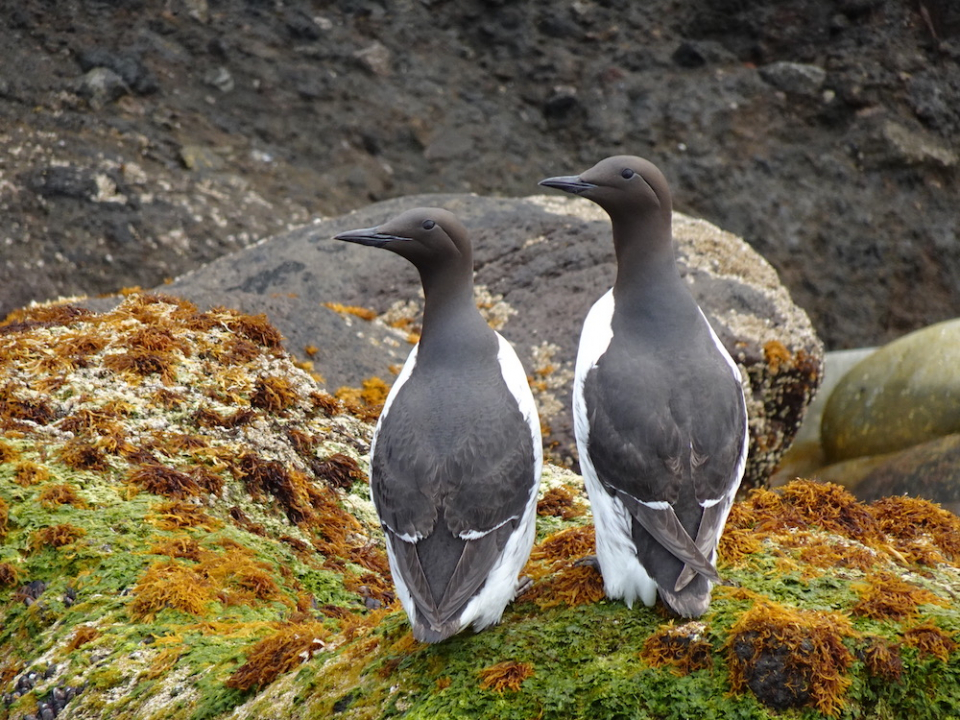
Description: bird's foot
xmin=514 ymin=575 xmax=533 ymax=597
xmin=573 ymin=554 xmax=600 ymax=571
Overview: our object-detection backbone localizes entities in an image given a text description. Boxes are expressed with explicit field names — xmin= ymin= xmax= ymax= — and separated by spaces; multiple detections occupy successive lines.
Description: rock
xmin=1 ymin=297 xmax=958 ymax=720
xmin=817 ymin=434 xmax=960 ymax=515
xmin=76 ymin=67 xmax=128 ymax=107
xmin=178 ymin=145 xmax=225 ymax=171
xmin=423 ymin=127 xmax=473 ymax=162
xmin=203 ymin=66 xmax=234 ymax=93
xmin=771 ymin=347 xmax=876 ymax=486
xmin=758 ymin=61 xmax=827 ymax=96
xmin=855 ymin=117 xmax=958 ymax=169
xmin=543 ymin=85 xmax=579 ymax=120
xmin=672 ymin=40 xmax=736 ymax=68
xmin=75 ymin=48 xmax=158 ymax=95
xmin=116 ymin=193 xmax=822 ymax=490
xmin=822 ymin=318 xmax=960 ymax=463
xmin=353 ymin=41 xmax=392 ymax=77
xmin=20 ymin=165 xmax=98 ymax=201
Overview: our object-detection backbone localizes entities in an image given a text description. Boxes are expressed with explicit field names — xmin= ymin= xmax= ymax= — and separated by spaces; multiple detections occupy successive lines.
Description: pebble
xmin=76 ymin=68 xmax=128 ymax=108
xmin=758 ymin=61 xmax=827 ymax=97
xmin=354 ymin=41 xmax=392 ymax=77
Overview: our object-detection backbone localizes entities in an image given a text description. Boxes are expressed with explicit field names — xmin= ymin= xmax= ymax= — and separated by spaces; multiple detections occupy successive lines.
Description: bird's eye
xmin=621 ymin=168 xmax=636 ymax=179
xmin=422 ymin=219 xmax=436 ymax=230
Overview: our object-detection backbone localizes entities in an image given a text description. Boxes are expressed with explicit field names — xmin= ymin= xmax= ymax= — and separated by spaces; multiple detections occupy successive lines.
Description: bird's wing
xmin=583 ymin=332 xmax=746 ymax=586
xmin=620 ymin=493 xmax=723 ymax=586
xmin=371 ymin=358 xmax=538 ymax=626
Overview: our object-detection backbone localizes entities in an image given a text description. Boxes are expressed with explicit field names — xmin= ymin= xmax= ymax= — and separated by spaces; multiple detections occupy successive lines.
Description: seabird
xmin=539 ymin=156 xmax=748 ymax=618
xmin=334 ymin=208 xmax=542 ymax=642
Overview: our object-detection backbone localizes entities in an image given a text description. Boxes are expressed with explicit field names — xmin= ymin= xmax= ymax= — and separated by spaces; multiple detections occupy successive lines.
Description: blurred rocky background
xmin=1 ymin=0 xmax=958 ymax=351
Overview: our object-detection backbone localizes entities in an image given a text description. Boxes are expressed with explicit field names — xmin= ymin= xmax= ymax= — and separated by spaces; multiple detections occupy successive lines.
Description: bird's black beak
xmin=334 ymin=226 xmax=410 ymax=248
xmin=538 ymin=175 xmax=596 ymax=195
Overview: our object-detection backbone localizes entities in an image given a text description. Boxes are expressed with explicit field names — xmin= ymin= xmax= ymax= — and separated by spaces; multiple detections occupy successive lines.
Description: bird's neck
xmin=417 ymin=267 xmax=491 ymax=360
xmin=610 ymin=213 xmax=682 ymax=307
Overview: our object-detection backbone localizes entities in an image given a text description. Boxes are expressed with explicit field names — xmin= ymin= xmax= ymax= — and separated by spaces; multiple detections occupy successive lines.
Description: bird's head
xmin=539 ymin=155 xmax=672 ymax=226
xmin=334 ymin=207 xmax=472 ymax=273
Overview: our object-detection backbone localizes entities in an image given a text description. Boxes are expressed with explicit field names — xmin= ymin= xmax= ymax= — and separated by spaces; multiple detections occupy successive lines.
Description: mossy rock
xmin=2 ymin=295 xmax=960 ymax=720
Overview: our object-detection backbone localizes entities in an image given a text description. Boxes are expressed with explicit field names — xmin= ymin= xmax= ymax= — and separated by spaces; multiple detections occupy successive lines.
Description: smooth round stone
xmin=822 ymin=319 xmax=960 ymax=463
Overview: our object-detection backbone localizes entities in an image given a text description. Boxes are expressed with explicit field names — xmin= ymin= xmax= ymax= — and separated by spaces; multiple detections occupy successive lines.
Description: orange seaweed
xmin=478 ymin=660 xmax=534 ymax=693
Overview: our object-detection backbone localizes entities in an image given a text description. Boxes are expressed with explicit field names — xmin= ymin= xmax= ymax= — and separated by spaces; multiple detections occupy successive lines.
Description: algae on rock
xmin=2 ymin=295 xmax=959 ymax=720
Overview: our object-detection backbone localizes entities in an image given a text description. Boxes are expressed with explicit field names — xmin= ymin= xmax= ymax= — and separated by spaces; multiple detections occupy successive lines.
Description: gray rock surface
xmin=101 ymin=192 xmax=822 ymax=490
xmin=821 ymin=318 xmax=960 ymax=463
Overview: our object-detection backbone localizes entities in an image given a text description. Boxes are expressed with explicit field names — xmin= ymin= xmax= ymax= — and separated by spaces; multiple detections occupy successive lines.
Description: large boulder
xmin=822 ymin=318 xmax=960 ymax=463
xmin=106 ymin=193 xmax=822 ymax=490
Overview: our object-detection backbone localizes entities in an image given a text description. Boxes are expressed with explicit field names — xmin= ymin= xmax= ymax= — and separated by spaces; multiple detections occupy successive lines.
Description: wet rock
xmin=817 ymin=434 xmax=960 ymax=514
xmin=822 ymin=318 xmax=960 ymax=463
xmin=544 ymin=85 xmax=579 ymax=120
xmin=76 ymin=67 xmax=128 ymax=107
xmin=285 ymin=8 xmax=323 ymax=40
xmin=136 ymin=193 xmax=822 ymax=489
xmin=758 ymin=61 xmax=826 ymax=96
